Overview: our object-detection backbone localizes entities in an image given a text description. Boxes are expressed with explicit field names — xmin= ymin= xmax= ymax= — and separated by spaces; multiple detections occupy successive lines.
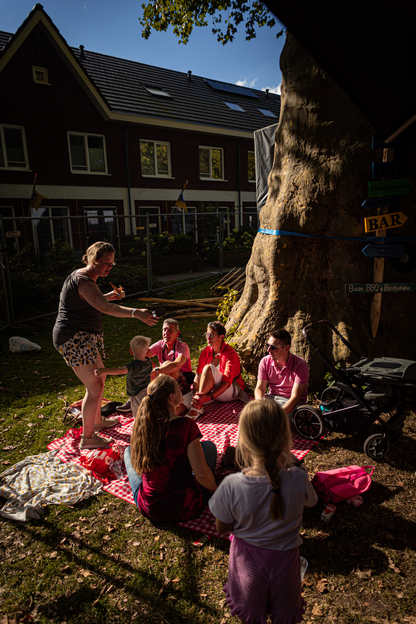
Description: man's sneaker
xmin=94 ymin=417 xmax=119 ymax=431
xmin=116 ymin=400 xmax=132 ymax=413
xmin=80 ymin=432 xmax=113 ymax=450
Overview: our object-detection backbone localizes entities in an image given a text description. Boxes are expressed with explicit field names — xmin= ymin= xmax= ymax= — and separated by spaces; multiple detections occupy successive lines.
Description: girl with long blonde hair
xmin=124 ymin=375 xmax=217 ymax=523
xmin=209 ymin=400 xmax=317 ymax=624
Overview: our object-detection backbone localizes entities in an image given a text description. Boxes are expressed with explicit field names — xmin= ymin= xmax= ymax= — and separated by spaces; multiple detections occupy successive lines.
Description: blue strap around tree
xmin=258 ymin=228 xmax=416 ymax=243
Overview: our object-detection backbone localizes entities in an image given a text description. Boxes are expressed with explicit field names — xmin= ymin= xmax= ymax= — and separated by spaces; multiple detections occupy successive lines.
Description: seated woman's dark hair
xmin=130 ymin=375 xmax=177 ymax=474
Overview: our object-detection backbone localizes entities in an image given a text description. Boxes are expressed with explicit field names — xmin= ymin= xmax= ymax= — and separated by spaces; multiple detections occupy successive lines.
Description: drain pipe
xmin=124 ymin=124 xmax=133 ymax=235
xmin=238 ymin=138 xmax=242 ymax=229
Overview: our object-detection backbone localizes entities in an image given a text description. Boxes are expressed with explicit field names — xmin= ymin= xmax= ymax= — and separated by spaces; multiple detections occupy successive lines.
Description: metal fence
xmin=0 ymin=209 xmax=254 ymax=328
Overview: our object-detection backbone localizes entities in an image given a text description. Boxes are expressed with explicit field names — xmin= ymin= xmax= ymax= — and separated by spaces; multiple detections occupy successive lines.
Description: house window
xmin=68 ymin=132 xmax=107 ymax=173
xmin=0 ymin=206 xmax=20 ymax=253
xmin=31 ymin=206 xmax=72 ymax=254
xmin=140 ymin=140 xmax=171 ymax=177
xmin=0 ymin=124 xmax=29 ymax=169
xmin=143 ymin=85 xmax=173 ymax=98
xmin=223 ymin=102 xmax=245 ymax=112
xmin=32 ymin=66 xmax=50 ymax=84
xmin=242 ymin=205 xmax=258 ymax=232
xmin=84 ymin=207 xmax=117 ymax=246
xmin=258 ymin=108 xmax=277 ymax=118
xmin=138 ymin=206 xmax=161 ymax=234
xmin=248 ymin=151 xmax=256 ymax=182
xmin=199 ymin=146 xmax=224 ymax=180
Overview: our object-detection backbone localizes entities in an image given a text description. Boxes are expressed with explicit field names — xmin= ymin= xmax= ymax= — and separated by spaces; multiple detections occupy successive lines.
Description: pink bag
xmin=311 ymin=465 xmax=374 ymax=503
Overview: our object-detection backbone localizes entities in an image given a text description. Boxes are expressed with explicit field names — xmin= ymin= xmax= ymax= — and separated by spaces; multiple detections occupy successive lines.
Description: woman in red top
xmin=124 ymin=375 xmax=217 ymax=523
xmin=188 ymin=322 xmax=249 ymax=419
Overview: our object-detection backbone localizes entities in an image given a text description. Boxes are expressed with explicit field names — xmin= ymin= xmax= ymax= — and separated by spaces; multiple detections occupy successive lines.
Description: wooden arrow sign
xmin=362 ymin=244 xmax=404 ymax=258
xmin=372 ymin=133 xmax=416 ymax=149
xmin=372 ymin=161 xmax=413 ymax=179
xmin=368 ymin=178 xmax=413 ymax=197
xmin=364 ymin=212 xmax=407 ymax=233
xmin=361 ymin=195 xmax=402 ymax=210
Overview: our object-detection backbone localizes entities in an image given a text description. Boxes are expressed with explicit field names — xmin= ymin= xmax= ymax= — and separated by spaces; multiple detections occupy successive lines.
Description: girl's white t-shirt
xmin=208 ymin=467 xmax=318 ymax=551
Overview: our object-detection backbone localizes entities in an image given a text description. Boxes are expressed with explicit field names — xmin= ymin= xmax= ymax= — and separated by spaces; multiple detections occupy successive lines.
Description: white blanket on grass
xmin=0 ymin=451 xmax=102 ymax=521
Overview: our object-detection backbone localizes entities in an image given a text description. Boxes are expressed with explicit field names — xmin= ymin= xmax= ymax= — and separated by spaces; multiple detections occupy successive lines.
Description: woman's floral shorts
xmin=57 ymin=331 xmax=106 ymax=367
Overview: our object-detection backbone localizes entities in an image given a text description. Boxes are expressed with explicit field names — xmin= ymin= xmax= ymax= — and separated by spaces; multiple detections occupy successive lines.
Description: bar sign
xmin=364 ymin=212 xmax=407 ymax=233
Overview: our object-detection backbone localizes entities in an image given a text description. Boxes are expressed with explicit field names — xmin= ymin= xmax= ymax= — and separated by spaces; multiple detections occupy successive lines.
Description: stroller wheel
xmin=364 ymin=433 xmax=390 ymax=460
xmin=292 ymin=406 xmax=325 ymax=440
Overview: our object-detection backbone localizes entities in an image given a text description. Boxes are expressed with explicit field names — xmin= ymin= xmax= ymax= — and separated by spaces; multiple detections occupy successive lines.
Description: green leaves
xmin=139 ymin=0 xmax=281 ymax=45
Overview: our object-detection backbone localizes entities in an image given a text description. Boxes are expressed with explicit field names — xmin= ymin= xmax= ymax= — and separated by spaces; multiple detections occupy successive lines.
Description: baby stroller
xmin=292 ymin=320 xmax=416 ymax=460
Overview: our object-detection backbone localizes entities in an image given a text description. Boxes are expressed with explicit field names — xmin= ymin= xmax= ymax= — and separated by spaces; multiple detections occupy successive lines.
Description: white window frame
xmin=248 ymin=151 xmax=256 ymax=183
xmin=31 ymin=206 xmax=72 ymax=254
xmin=67 ymin=131 xmax=108 ymax=174
xmin=140 ymin=139 xmax=172 ymax=178
xmin=0 ymin=124 xmax=30 ymax=170
xmin=199 ymin=146 xmax=225 ymax=181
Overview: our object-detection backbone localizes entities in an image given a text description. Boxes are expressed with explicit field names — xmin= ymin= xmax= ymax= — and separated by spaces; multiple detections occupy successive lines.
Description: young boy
xmin=94 ymin=335 xmax=153 ymax=418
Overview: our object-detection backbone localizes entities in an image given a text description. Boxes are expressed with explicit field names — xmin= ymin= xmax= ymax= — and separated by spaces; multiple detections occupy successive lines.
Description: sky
xmin=1 ymin=0 xmax=285 ymax=94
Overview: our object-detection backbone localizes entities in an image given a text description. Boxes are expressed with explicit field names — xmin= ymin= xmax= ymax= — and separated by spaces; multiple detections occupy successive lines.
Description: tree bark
xmin=228 ymin=32 xmax=416 ymax=390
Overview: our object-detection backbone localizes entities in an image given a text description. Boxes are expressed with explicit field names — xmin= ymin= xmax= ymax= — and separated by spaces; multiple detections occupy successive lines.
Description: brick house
xmin=0 ymin=3 xmax=280 ymax=258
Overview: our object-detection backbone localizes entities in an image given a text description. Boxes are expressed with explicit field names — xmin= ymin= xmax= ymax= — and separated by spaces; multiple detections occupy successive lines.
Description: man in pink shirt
xmin=255 ymin=329 xmax=309 ymax=417
xmin=149 ymin=318 xmax=193 ymax=389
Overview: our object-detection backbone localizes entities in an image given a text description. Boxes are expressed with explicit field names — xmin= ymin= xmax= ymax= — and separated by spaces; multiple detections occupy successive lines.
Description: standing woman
xmin=53 ymin=241 xmax=157 ymax=450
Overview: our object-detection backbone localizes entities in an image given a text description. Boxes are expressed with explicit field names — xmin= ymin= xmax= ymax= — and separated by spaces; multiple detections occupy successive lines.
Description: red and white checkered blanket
xmin=48 ymin=399 xmax=317 ymax=538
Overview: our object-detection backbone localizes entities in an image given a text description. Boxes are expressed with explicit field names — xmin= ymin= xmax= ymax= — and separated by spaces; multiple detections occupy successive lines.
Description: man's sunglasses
xmin=267 ymin=343 xmax=287 ymax=351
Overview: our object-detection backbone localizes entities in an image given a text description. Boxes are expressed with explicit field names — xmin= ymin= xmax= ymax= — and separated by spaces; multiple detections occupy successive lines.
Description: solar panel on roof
xmin=205 ymin=79 xmax=258 ymax=99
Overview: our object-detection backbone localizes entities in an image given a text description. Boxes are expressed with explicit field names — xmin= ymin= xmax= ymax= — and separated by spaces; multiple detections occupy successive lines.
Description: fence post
xmin=146 ymin=214 xmax=152 ymax=291
xmin=218 ymin=210 xmax=224 ymax=275
xmin=0 ymin=216 xmax=14 ymax=326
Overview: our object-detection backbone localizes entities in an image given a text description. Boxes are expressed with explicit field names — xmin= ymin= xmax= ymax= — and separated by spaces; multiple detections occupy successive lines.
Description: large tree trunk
xmin=228 ymin=32 xmax=416 ymax=391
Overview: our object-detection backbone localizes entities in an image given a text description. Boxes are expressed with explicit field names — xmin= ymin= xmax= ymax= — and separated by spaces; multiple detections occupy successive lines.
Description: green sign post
xmin=368 ymin=178 xmax=413 ymax=197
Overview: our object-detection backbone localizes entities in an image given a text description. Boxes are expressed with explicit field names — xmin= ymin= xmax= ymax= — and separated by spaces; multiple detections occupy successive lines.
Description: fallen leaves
xmin=315 ymin=576 xmax=329 ymax=593
xmin=387 ymin=557 xmax=401 ymax=573
xmin=355 ymin=568 xmax=372 ymax=580
xmin=312 ymin=603 xmax=324 ymax=616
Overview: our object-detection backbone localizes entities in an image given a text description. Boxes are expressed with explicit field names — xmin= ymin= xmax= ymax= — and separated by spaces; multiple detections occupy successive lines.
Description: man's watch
xmin=209 ymin=391 xmax=214 ymax=401
xmin=154 ymin=367 xmax=160 ymax=374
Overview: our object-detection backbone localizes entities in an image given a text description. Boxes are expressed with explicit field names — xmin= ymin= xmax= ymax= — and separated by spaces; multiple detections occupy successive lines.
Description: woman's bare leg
xmin=197 ymin=364 xmax=215 ymax=394
xmin=73 ymin=353 xmax=106 ymax=438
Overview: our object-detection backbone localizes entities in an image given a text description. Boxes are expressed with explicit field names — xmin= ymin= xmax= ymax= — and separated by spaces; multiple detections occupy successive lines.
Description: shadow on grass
xmin=3 ymin=514 xmax=227 ymax=623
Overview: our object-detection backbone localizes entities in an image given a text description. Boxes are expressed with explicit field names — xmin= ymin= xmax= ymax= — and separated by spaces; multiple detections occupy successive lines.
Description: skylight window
xmin=205 ymin=79 xmax=258 ymax=99
xmin=143 ymin=85 xmax=173 ymax=98
xmin=258 ymin=108 xmax=277 ymax=118
xmin=224 ymin=101 xmax=245 ymax=112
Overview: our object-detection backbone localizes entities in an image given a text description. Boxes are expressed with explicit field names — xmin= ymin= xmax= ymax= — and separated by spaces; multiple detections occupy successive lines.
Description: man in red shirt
xmin=189 ymin=321 xmax=248 ymax=418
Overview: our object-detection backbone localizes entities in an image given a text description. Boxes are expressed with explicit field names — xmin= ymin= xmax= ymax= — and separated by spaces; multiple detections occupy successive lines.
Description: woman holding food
xmin=53 ymin=241 xmax=157 ymax=450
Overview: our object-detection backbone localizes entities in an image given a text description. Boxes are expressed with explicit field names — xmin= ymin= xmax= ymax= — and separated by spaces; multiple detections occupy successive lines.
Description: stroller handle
xmin=302 ymin=320 xmax=361 ymax=360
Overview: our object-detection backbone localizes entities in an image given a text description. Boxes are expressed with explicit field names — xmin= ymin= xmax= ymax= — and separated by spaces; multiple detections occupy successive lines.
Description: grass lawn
xmin=1 ymin=276 xmax=416 ymax=623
